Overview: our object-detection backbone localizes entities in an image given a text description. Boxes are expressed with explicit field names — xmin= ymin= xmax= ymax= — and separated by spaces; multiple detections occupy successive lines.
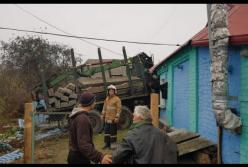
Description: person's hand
xmin=101 ymin=154 xmax=112 ymax=164
xmin=114 ymin=118 xmax=119 ymax=123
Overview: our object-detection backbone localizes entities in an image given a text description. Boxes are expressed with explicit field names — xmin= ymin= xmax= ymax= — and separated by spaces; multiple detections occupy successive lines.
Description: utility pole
xmin=70 ymin=48 xmax=79 ymax=93
xmin=98 ymin=48 xmax=107 ymax=93
xmin=38 ymin=46 xmax=48 ymax=101
xmin=122 ymin=46 xmax=133 ymax=95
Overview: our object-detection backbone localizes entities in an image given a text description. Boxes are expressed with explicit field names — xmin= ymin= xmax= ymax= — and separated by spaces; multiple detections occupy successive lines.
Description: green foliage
xmin=0 ymin=35 xmax=72 ymax=90
xmin=0 ymin=35 xmax=72 ymax=116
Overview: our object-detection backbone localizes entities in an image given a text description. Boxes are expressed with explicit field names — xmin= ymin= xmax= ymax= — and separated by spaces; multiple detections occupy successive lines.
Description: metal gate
xmin=30 ymin=111 xmax=69 ymax=164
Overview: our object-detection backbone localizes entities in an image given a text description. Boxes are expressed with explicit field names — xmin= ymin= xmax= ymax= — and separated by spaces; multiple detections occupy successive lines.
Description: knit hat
xmin=79 ymin=92 xmax=96 ymax=107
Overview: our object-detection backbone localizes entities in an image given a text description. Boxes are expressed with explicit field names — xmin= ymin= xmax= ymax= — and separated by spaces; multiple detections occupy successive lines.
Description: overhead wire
xmin=0 ymin=26 xmax=181 ymax=46
xmin=15 ymin=4 xmax=123 ymax=57
xmin=7 ymin=4 xmax=182 ymax=64
xmin=149 ymin=5 xmax=177 ymax=41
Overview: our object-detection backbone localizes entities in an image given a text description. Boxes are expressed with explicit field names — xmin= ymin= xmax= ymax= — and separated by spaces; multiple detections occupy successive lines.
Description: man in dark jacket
xmin=112 ymin=105 xmax=178 ymax=164
xmin=67 ymin=92 xmax=112 ymax=164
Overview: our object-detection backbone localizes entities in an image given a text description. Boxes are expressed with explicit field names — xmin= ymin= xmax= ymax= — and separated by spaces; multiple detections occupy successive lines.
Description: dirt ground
xmin=13 ymin=129 xmax=128 ymax=164
xmin=11 ymin=128 xmax=198 ymax=164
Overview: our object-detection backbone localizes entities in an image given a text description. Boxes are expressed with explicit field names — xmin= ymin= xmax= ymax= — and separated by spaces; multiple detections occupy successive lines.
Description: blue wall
xmin=198 ymin=47 xmax=218 ymax=143
xmin=197 ymin=46 xmax=241 ymax=163
xmin=222 ymin=47 xmax=241 ymax=164
xmin=157 ymin=45 xmax=243 ymax=163
xmin=173 ymin=60 xmax=190 ymax=130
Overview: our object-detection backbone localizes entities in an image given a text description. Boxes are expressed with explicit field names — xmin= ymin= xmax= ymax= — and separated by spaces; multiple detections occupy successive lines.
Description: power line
xmin=15 ymin=4 xmax=181 ymax=47
xmin=149 ymin=5 xmax=177 ymax=41
xmin=0 ymin=26 xmax=181 ymax=46
xmin=15 ymin=4 xmax=123 ymax=56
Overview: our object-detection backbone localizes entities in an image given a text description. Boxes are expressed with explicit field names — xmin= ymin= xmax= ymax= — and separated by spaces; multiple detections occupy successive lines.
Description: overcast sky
xmin=0 ymin=4 xmax=207 ymax=65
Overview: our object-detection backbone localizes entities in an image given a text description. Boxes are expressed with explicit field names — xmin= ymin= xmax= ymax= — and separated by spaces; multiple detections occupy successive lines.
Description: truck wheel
xmin=58 ymin=114 xmax=69 ymax=132
xmin=88 ymin=110 xmax=103 ymax=134
xmin=118 ymin=106 xmax=133 ymax=130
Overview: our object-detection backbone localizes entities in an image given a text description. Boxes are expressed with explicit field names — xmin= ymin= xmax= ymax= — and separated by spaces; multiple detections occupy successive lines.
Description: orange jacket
xmin=102 ymin=95 xmax=121 ymax=121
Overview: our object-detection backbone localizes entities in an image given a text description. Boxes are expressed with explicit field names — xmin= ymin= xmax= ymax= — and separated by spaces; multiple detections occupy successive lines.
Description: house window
xmin=160 ymin=81 xmax=168 ymax=100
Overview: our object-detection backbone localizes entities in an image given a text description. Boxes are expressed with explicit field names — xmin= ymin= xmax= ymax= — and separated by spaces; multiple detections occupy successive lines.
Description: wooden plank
xmin=47 ymin=88 xmax=54 ymax=97
xmin=150 ymin=93 xmax=159 ymax=128
xmin=116 ymin=82 xmax=128 ymax=89
xmin=65 ymin=83 xmax=76 ymax=91
xmin=61 ymin=102 xmax=69 ymax=108
xmin=167 ymin=128 xmax=185 ymax=137
xmin=63 ymin=88 xmax=73 ymax=95
xmin=61 ymin=96 xmax=69 ymax=102
xmin=48 ymin=97 xmax=56 ymax=105
xmin=24 ymin=103 xmax=33 ymax=164
xmin=87 ymin=86 xmax=104 ymax=94
xmin=69 ymin=93 xmax=77 ymax=99
xmin=55 ymin=100 xmax=61 ymax=109
xmin=177 ymin=137 xmax=215 ymax=156
xmin=117 ymin=88 xmax=129 ymax=95
xmin=69 ymin=100 xmax=77 ymax=106
xmin=77 ymin=76 xmax=141 ymax=87
xmin=54 ymin=91 xmax=63 ymax=99
xmin=57 ymin=87 xmax=64 ymax=93
xmin=168 ymin=130 xmax=200 ymax=144
xmin=194 ymin=152 xmax=212 ymax=164
xmin=57 ymin=87 xmax=73 ymax=95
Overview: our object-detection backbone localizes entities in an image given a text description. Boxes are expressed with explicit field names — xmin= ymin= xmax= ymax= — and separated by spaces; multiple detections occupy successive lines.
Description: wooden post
xmin=122 ymin=46 xmax=133 ymax=95
xmin=98 ymin=48 xmax=107 ymax=93
xmin=217 ymin=126 xmax=223 ymax=164
xmin=150 ymin=93 xmax=159 ymax=128
xmin=71 ymin=48 xmax=79 ymax=93
xmin=24 ymin=103 xmax=33 ymax=164
xmin=108 ymin=68 xmax=112 ymax=78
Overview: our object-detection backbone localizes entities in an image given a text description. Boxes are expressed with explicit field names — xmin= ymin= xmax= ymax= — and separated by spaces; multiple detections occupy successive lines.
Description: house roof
xmin=150 ymin=40 xmax=191 ymax=73
xmin=191 ymin=4 xmax=248 ymax=46
xmin=153 ymin=4 xmax=248 ymax=73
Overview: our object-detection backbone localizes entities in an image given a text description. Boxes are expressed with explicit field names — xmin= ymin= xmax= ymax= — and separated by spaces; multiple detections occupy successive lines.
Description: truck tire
xmin=88 ymin=110 xmax=103 ymax=134
xmin=118 ymin=106 xmax=133 ymax=130
xmin=58 ymin=114 xmax=69 ymax=132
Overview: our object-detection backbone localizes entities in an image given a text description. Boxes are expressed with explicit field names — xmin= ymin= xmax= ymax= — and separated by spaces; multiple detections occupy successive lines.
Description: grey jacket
xmin=112 ymin=121 xmax=178 ymax=164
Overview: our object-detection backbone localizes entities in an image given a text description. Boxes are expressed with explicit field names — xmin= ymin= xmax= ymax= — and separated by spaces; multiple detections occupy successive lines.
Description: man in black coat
xmin=112 ymin=105 xmax=178 ymax=164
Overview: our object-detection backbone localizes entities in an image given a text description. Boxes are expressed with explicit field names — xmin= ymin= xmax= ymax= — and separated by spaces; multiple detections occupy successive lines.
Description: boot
xmin=102 ymin=143 xmax=110 ymax=150
xmin=110 ymin=142 xmax=117 ymax=150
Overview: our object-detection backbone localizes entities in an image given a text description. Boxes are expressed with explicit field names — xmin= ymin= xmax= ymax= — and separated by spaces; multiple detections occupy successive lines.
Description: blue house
xmin=153 ymin=4 xmax=248 ymax=164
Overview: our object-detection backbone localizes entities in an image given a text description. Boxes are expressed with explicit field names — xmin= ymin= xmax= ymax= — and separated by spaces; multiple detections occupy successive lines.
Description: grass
xmin=93 ymin=129 xmax=129 ymax=155
xmin=0 ymin=113 xmax=10 ymax=124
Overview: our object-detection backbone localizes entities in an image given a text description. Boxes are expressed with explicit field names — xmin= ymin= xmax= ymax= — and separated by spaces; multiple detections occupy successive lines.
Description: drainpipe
xmin=207 ymin=4 xmax=222 ymax=164
xmin=208 ymin=4 xmax=242 ymax=163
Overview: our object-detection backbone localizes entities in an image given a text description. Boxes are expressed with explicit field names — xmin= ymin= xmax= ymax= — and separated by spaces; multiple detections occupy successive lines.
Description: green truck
xmin=33 ymin=47 xmax=159 ymax=133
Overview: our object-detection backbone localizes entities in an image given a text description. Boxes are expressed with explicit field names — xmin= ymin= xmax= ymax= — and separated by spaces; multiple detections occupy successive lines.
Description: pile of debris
xmin=0 ymin=143 xmax=13 ymax=155
xmin=47 ymin=83 xmax=77 ymax=109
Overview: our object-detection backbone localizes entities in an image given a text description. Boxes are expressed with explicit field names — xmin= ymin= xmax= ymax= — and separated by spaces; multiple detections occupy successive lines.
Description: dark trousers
xmin=67 ymin=150 xmax=90 ymax=164
xmin=104 ymin=123 xmax=117 ymax=147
